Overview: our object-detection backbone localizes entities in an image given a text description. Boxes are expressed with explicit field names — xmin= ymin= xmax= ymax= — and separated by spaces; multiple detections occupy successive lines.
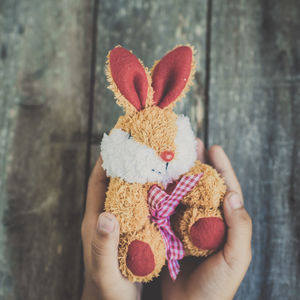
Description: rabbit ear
xmin=106 ymin=46 xmax=152 ymax=113
xmin=151 ymin=45 xmax=195 ymax=109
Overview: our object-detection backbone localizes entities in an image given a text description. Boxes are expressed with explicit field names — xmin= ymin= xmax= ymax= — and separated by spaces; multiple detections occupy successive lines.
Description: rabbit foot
xmin=118 ymin=222 xmax=166 ymax=282
xmin=181 ymin=161 xmax=226 ymax=208
xmin=172 ymin=206 xmax=225 ymax=256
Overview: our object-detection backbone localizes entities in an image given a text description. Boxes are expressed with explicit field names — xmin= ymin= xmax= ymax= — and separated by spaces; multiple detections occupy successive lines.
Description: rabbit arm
xmin=181 ymin=161 xmax=226 ymax=209
xmin=104 ymin=177 xmax=150 ymax=234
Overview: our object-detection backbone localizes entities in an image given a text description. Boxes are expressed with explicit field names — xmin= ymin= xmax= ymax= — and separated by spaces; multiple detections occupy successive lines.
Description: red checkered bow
xmin=148 ymin=173 xmax=203 ymax=280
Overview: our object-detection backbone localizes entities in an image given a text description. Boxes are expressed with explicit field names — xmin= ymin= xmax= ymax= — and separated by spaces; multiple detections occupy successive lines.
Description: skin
xmin=81 ymin=139 xmax=252 ymax=300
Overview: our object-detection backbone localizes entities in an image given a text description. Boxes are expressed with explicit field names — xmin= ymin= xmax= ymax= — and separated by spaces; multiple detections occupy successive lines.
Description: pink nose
xmin=160 ymin=150 xmax=174 ymax=162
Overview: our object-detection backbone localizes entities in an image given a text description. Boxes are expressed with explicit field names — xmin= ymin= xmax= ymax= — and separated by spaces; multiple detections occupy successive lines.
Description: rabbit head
xmin=101 ymin=45 xmax=198 ymax=186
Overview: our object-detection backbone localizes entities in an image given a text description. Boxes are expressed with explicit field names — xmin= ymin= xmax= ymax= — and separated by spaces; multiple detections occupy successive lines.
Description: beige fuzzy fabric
xmin=105 ymin=161 xmax=226 ymax=282
xmin=103 ymin=45 xmax=226 ymax=282
xmin=118 ymin=221 xmax=166 ymax=282
xmin=114 ymin=106 xmax=178 ymax=155
xmin=171 ymin=206 xmax=223 ymax=257
xmin=183 ymin=161 xmax=226 ymax=208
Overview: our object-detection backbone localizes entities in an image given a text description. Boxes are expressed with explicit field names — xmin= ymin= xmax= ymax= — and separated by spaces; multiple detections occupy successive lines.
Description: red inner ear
xmin=152 ymin=46 xmax=193 ymax=108
xmin=109 ymin=47 xmax=148 ymax=111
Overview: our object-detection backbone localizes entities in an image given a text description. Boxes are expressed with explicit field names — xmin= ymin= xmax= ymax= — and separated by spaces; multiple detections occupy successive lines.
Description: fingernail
xmin=98 ymin=213 xmax=115 ymax=233
xmin=228 ymin=193 xmax=243 ymax=210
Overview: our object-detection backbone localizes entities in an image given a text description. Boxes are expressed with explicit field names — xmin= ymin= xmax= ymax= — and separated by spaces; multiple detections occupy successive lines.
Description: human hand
xmin=161 ymin=140 xmax=252 ymax=300
xmin=81 ymin=158 xmax=142 ymax=300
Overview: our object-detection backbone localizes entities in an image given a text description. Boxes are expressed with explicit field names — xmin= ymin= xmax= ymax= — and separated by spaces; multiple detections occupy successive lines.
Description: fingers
xmin=196 ymin=138 xmax=207 ymax=163
xmin=81 ymin=157 xmax=109 ymax=272
xmin=208 ymin=145 xmax=242 ymax=199
xmin=188 ymin=193 xmax=252 ymax=299
xmin=85 ymin=156 xmax=108 ymax=218
xmin=208 ymin=145 xmax=251 ymax=271
xmin=222 ymin=192 xmax=252 ymax=271
xmin=91 ymin=212 xmax=121 ymax=282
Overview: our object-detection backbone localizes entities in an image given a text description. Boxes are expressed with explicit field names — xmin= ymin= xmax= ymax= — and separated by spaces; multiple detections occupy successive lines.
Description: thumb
xmin=91 ymin=212 xmax=120 ymax=279
xmin=223 ymin=192 xmax=252 ymax=271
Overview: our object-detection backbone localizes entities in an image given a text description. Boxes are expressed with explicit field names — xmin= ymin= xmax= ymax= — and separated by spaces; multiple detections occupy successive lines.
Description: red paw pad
xmin=126 ymin=240 xmax=155 ymax=276
xmin=190 ymin=217 xmax=226 ymax=250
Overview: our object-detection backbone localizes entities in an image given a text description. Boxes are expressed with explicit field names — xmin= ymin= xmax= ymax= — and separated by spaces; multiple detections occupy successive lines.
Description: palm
xmin=161 ymin=251 xmax=227 ymax=300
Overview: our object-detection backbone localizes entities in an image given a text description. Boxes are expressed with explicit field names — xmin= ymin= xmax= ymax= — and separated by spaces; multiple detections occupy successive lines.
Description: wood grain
xmin=209 ymin=0 xmax=300 ymax=299
xmin=0 ymin=0 xmax=94 ymax=298
xmin=1 ymin=0 xmax=299 ymax=298
xmin=91 ymin=0 xmax=209 ymax=168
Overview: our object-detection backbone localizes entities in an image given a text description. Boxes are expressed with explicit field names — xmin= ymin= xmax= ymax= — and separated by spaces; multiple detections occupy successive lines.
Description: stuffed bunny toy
xmin=100 ymin=45 xmax=226 ymax=282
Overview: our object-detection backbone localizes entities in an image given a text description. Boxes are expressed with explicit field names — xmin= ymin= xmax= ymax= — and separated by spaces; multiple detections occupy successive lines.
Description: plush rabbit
xmin=100 ymin=45 xmax=226 ymax=282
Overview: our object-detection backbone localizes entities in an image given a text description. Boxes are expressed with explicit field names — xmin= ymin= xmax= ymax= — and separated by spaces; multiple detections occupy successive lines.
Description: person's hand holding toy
xmin=81 ymin=140 xmax=252 ymax=300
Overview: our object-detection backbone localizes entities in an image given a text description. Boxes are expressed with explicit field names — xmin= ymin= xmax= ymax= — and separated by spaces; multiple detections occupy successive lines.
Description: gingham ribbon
xmin=148 ymin=173 xmax=203 ymax=280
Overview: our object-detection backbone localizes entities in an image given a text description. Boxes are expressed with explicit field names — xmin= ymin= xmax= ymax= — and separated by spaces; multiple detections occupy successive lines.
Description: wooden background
xmin=0 ymin=0 xmax=299 ymax=299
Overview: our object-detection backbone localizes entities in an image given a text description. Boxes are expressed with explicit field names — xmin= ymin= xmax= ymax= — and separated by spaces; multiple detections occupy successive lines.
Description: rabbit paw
xmin=172 ymin=206 xmax=226 ymax=256
xmin=118 ymin=222 xmax=165 ymax=282
xmin=181 ymin=161 xmax=226 ymax=208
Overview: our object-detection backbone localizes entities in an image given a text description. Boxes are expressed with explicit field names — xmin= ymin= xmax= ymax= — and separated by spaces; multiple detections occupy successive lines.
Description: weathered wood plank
xmin=209 ymin=1 xmax=300 ymax=299
xmin=0 ymin=0 xmax=94 ymax=299
xmin=91 ymin=0 xmax=209 ymax=168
